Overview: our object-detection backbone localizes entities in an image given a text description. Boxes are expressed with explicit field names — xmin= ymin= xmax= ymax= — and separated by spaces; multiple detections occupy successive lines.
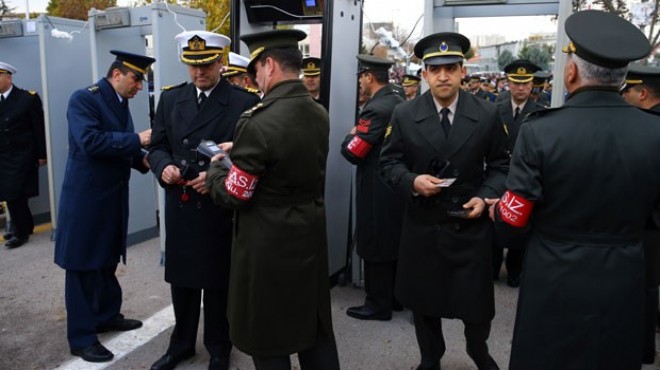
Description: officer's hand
xmin=210 ymin=153 xmax=226 ymax=164
xmin=484 ymin=198 xmax=499 ymax=222
xmin=186 ymin=171 xmax=208 ymax=194
xmin=219 ymin=141 xmax=233 ymax=153
xmin=413 ymin=174 xmax=443 ymax=197
xmin=142 ymin=154 xmax=150 ymax=169
xmin=162 ymin=165 xmax=181 ymax=185
xmin=38 ymin=159 xmax=47 ymax=166
xmin=138 ymin=129 xmax=152 ymax=147
xmin=462 ymin=197 xmax=485 ymax=219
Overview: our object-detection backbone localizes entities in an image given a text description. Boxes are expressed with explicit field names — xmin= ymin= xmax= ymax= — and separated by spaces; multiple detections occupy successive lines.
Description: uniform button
xmin=182 ymin=138 xmax=189 ymax=145
xmin=198 ymin=160 xmax=205 ymax=166
xmin=454 ymin=223 xmax=461 ymax=231
xmin=181 ymin=159 xmax=187 ymax=165
xmin=451 ymin=197 xmax=459 ymax=203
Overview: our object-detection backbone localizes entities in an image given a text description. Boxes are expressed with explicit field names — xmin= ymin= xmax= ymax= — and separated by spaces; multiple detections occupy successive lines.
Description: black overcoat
xmin=148 ymin=79 xmax=259 ymax=289
xmin=0 ymin=86 xmax=46 ymax=201
xmin=497 ymin=98 xmax=546 ymax=151
xmin=379 ymin=89 xmax=509 ymax=321
xmin=495 ymin=89 xmax=660 ymax=370
xmin=341 ymin=84 xmax=404 ymax=262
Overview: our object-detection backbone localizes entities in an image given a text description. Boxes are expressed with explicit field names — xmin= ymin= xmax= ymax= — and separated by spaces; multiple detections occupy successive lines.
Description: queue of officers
xmin=1 ymin=8 xmax=660 ymax=370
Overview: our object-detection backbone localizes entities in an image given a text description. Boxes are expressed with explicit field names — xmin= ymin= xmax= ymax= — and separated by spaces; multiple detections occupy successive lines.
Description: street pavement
xmin=0 ymin=225 xmax=657 ymax=370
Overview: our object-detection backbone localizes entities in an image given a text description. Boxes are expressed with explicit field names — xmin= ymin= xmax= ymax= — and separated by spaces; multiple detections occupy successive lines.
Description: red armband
xmin=225 ymin=165 xmax=259 ymax=201
xmin=356 ymin=118 xmax=372 ymax=133
xmin=497 ymin=190 xmax=534 ymax=227
xmin=346 ymin=135 xmax=373 ymax=159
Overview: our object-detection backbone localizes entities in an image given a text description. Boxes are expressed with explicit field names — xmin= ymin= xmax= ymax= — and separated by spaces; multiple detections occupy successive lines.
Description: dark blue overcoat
xmin=54 ymin=78 xmax=147 ymax=270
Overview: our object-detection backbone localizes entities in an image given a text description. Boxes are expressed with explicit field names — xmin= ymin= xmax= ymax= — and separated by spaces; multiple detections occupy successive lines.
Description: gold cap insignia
xmin=188 ymin=36 xmax=206 ymax=51
xmin=517 ymin=67 xmax=527 ymax=75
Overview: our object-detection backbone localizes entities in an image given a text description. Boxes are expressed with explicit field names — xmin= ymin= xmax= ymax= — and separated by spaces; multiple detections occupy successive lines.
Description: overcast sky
xmin=7 ymin=0 xmax=558 ymax=42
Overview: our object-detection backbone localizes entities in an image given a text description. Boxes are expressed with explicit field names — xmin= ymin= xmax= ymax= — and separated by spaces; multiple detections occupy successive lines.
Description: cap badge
xmin=517 ymin=67 xmax=527 ymax=75
xmin=188 ymin=35 xmax=206 ymax=51
xmin=307 ymin=62 xmax=316 ymax=69
xmin=440 ymin=42 xmax=449 ymax=53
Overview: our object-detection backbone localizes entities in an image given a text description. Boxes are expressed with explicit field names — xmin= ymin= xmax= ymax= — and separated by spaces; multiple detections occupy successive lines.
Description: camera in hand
xmin=197 ymin=140 xmax=232 ymax=168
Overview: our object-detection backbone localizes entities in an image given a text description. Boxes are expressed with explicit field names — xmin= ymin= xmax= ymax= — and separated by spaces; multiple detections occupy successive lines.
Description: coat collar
xmin=413 ymin=89 xmax=480 ymax=159
xmin=98 ymin=78 xmax=128 ymax=124
xmin=564 ymin=86 xmax=628 ymax=108
xmin=261 ymin=79 xmax=309 ymax=106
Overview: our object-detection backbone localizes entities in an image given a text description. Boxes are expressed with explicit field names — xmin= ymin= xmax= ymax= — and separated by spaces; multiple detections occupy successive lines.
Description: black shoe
xmin=71 ymin=342 xmax=114 ymax=363
xmin=150 ymin=352 xmax=195 ymax=370
xmin=506 ymin=276 xmax=521 ymax=288
xmin=5 ymin=236 xmax=27 ymax=249
xmin=476 ymin=355 xmax=500 ymax=370
xmin=96 ymin=317 xmax=142 ymax=333
xmin=415 ymin=365 xmax=440 ymax=370
xmin=209 ymin=356 xmax=229 ymax=370
xmin=393 ymin=300 xmax=404 ymax=312
xmin=346 ymin=305 xmax=392 ymax=321
xmin=2 ymin=231 xmax=13 ymax=240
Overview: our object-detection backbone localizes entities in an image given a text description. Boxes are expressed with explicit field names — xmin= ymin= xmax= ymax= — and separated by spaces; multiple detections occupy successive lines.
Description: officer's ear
xmin=638 ymin=86 xmax=649 ymax=101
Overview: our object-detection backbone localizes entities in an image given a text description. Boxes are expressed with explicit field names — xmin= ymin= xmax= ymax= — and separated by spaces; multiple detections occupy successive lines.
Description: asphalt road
xmin=0 ymin=226 xmax=657 ymax=370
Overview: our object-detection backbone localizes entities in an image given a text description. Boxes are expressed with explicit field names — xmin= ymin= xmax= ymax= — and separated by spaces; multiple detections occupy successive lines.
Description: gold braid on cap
xmin=423 ymin=50 xmax=464 ymax=59
xmin=625 ymin=79 xmax=644 ymax=85
xmin=122 ymin=61 xmax=146 ymax=74
xmin=181 ymin=53 xmax=222 ymax=65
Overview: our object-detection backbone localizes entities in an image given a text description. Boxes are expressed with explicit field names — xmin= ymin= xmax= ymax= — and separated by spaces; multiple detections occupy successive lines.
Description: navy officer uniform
xmin=492 ymin=59 xmax=545 ymax=287
xmin=147 ymin=31 xmax=260 ymax=370
xmin=0 ymin=61 xmax=46 ymax=248
xmin=488 ymin=11 xmax=658 ymax=370
xmin=54 ymin=50 xmax=155 ymax=362
xmin=379 ymin=32 xmax=508 ymax=370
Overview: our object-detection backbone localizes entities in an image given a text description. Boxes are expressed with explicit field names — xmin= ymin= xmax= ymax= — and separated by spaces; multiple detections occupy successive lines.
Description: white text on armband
xmin=497 ymin=190 xmax=534 ymax=227
xmin=347 ymin=135 xmax=372 ymax=159
xmin=225 ymin=165 xmax=259 ymax=200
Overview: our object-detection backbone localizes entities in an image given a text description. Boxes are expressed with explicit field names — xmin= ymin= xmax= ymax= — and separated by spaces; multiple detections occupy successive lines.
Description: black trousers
xmin=492 ymin=231 xmax=525 ymax=280
xmin=6 ymin=196 xmax=33 ymax=239
xmin=65 ymin=265 xmax=122 ymax=350
xmin=643 ymin=286 xmax=658 ymax=362
xmin=251 ymin=319 xmax=340 ymax=370
xmin=363 ymin=260 xmax=397 ymax=312
xmin=413 ymin=312 xmax=492 ymax=369
xmin=165 ymin=285 xmax=231 ymax=359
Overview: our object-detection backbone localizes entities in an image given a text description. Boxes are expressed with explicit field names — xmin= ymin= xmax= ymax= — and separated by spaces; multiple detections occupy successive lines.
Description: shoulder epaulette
xmin=28 ymin=90 xmax=37 ymax=95
xmin=241 ymin=102 xmax=264 ymax=118
xmin=525 ymin=106 xmax=563 ymax=121
xmin=246 ymin=87 xmax=261 ymax=95
xmin=161 ymin=82 xmax=186 ymax=91
xmin=87 ymin=85 xmax=100 ymax=93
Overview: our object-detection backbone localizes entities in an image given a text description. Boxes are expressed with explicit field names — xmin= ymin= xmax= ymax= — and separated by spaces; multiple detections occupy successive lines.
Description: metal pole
xmin=24 ymin=0 xmax=29 ymax=19
xmin=551 ymin=0 xmax=572 ymax=107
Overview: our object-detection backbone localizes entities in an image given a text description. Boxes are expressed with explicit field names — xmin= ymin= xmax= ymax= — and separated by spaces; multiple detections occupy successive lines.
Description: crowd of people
xmin=1 ymin=8 xmax=659 ymax=370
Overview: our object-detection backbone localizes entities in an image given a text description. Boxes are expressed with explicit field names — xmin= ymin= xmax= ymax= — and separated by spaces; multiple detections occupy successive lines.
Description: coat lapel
xmin=446 ymin=90 xmax=478 ymax=158
xmin=99 ymin=78 xmax=126 ymax=125
xmin=414 ymin=92 xmax=447 ymax=155
xmin=180 ymin=80 xmax=236 ymax=137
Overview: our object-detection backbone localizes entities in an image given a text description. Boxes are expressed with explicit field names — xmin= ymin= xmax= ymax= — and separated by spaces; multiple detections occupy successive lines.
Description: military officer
xmin=0 ymin=61 xmax=46 ymax=248
xmin=621 ymin=64 xmax=660 ymax=364
xmin=486 ymin=10 xmax=657 ymax=370
xmin=492 ymin=59 xmax=545 ymax=287
xmin=301 ymin=56 xmax=322 ymax=102
xmin=205 ymin=29 xmax=340 ymax=370
xmin=379 ymin=32 xmax=508 ymax=370
xmin=223 ymin=52 xmax=261 ymax=95
xmin=402 ymin=74 xmax=421 ymax=101
xmin=341 ymin=55 xmax=404 ymax=321
xmin=54 ymin=50 xmax=155 ymax=363
xmin=147 ymin=31 xmax=260 ymax=370
xmin=530 ymin=71 xmax=552 ymax=106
